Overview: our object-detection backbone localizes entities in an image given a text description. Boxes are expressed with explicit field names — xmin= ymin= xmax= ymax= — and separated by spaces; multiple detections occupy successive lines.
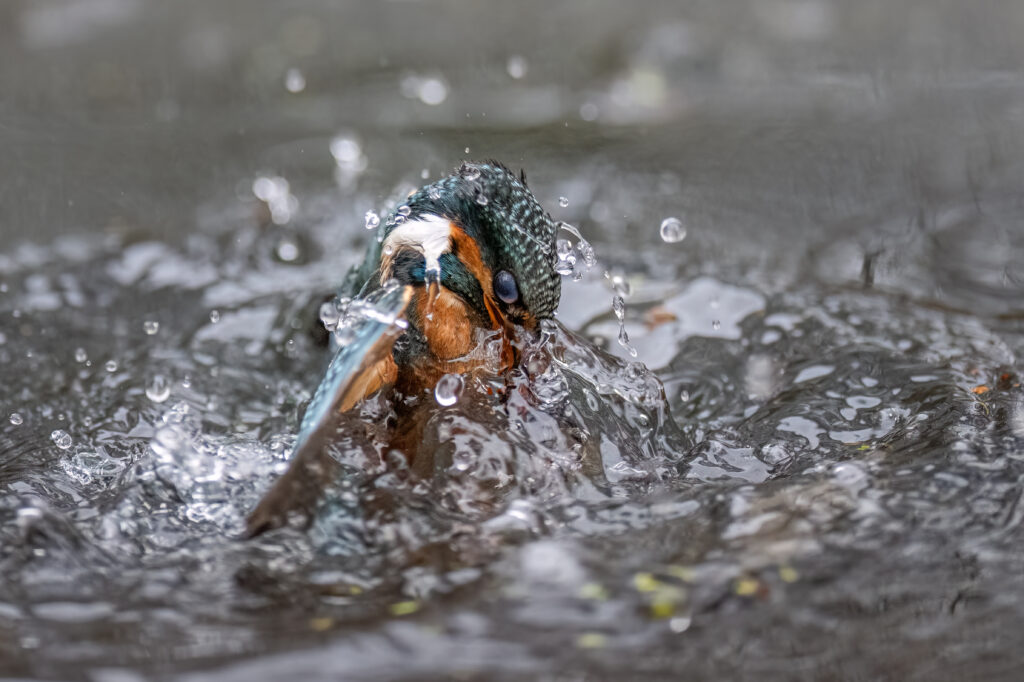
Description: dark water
xmin=3 ymin=1 xmax=1024 ymax=680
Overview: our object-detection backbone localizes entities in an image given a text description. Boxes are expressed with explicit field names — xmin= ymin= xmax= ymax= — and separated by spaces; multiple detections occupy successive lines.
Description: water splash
xmin=434 ymin=373 xmax=464 ymax=406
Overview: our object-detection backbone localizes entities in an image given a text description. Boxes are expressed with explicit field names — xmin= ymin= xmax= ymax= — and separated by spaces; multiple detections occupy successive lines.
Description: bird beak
xmin=245 ymin=284 xmax=412 ymax=537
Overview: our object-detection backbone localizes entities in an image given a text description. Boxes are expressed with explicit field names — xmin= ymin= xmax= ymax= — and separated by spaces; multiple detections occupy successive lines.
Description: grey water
xmin=2 ymin=1 xmax=1024 ymax=680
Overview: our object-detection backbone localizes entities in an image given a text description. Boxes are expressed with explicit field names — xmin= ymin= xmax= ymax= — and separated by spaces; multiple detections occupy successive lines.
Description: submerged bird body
xmin=247 ymin=162 xmax=563 ymax=535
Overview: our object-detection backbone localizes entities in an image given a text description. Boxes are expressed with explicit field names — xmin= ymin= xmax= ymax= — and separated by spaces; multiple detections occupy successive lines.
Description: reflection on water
xmin=2 ymin=0 xmax=1024 ymax=680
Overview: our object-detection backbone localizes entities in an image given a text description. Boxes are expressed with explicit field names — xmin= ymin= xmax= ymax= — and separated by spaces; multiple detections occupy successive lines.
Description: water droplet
xmin=284 ymin=67 xmax=306 ymax=93
xmin=506 ymin=55 xmax=528 ymax=79
xmin=383 ymin=244 xmax=395 ymax=256
xmin=105 ymin=360 xmax=118 ymax=373
xmin=146 ymin=374 xmax=171 ymax=403
xmin=417 ymin=76 xmax=448 ymax=106
xmin=618 ymin=326 xmax=638 ymax=357
xmin=660 ymin=217 xmax=686 ymax=243
xmin=579 ymin=102 xmax=599 ymax=121
xmin=606 ymin=270 xmax=632 ymax=297
xmin=559 ymin=196 xmax=570 ymax=208
xmin=434 ymin=373 xmax=464 ymax=407
xmin=464 ymin=146 xmax=471 ymax=154
xmin=50 ymin=429 xmax=72 ymax=450
xmin=9 ymin=413 xmax=23 ymax=426
xmin=320 ymin=301 xmax=340 ymax=331
xmin=143 ymin=320 xmax=159 ymax=335
xmin=209 ymin=310 xmax=221 ymax=323
xmin=420 ymin=168 xmax=430 ymax=179
xmin=275 ymin=236 xmax=301 ymax=262
xmin=74 ymin=348 xmax=88 ymax=363
xmin=680 ymin=390 xmax=690 ymax=402
xmin=712 ymin=320 xmax=721 ymax=330
xmin=252 ymin=176 xmax=298 ymax=224
xmin=397 ymin=205 xmax=412 ymax=217
xmin=364 ymin=210 xmax=380 ymax=230
xmin=460 ymin=164 xmax=481 ymax=181
xmin=612 ymin=296 xmax=626 ymax=322
xmin=330 ymin=136 xmax=362 ymax=165
xmin=476 ymin=193 xmax=489 ymax=206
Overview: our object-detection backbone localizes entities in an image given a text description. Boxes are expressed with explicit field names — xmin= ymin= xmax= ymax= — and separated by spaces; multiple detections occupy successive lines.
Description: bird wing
xmin=245 ymin=284 xmax=412 ymax=537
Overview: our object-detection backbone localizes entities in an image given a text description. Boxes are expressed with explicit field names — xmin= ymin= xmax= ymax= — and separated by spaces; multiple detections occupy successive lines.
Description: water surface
xmin=2 ymin=1 xmax=1024 ymax=680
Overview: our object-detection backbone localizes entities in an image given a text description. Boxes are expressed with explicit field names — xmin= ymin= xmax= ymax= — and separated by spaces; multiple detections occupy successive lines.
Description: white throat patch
xmin=381 ymin=214 xmax=453 ymax=281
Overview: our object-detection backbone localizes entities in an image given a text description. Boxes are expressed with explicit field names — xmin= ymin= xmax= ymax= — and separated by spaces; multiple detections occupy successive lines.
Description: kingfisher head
xmin=376 ymin=161 xmax=561 ymax=366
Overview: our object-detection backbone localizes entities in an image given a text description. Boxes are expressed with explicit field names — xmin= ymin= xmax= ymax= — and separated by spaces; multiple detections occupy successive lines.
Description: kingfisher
xmin=246 ymin=161 xmax=562 ymax=536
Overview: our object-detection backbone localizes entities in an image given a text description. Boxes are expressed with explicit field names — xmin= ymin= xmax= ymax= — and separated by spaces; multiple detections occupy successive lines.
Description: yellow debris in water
xmin=389 ymin=600 xmax=420 ymax=616
xmin=735 ymin=578 xmax=759 ymax=596
xmin=576 ymin=632 xmax=607 ymax=649
xmin=632 ymin=572 xmax=660 ymax=592
xmin=308 ymin=617 xmax=333 ymax=632
xmin=578 ymin=582 xmax=610 ymax=601
xmin=665 ymin=565 xmax=696 ymax=583
xmin=779 ymin=566 xmax=799 ymax=583
xmin=650 ymin=598 xmax=676 ymax=619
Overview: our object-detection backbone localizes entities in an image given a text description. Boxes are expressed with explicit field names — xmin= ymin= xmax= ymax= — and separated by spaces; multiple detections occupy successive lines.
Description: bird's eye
xmin=493 ymin=270 xmax=519 ymax=304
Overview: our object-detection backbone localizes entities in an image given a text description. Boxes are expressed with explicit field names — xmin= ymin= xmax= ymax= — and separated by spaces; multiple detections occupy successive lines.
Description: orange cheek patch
xmin=417 ymin=287 xmax=475 ymax=361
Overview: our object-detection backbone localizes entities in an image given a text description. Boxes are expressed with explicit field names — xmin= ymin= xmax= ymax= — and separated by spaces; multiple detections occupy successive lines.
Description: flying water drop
xmin=51 ymin=430 xmax=72 ymax=450
xmin=365 ymin=210 xmax=380 ymax=230
xmin=146 ymin=374 xmax=171 ymax=403
xmin=559 ymin=196 xmax=570 ymax=208
xmin=284 ymin=68 xmax=306 ymax=93
xmin=143 ymin=320 xmax=159 ymax=335
xmin=9 ymin=413 xmax=23 ymax=426
xmin=506 ymin=55 xmax=528 ymax=79
xmin=660 ymin=217 xmax=686 ymax=243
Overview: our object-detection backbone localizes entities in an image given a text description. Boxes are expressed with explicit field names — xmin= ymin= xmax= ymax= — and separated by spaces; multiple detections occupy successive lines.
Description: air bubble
xmin=51 ymin=430 xmax=73 ymax=450
xmin=143 ymin=320 xmax=159 ymax=335
xmin=146 ymin=374 xmax=171 ymax=403
xmin=105 ymin=360 xmax=118 ymax=373
xmin=74 ymin=348 xmax=88 ymax=363
xmin=364 ymin=210 xmax=380 ymax=230
xmin=9 ymin=413 xmax=23 ymax=426
xmin=660 ymin=217 xmax=686 ymax=243
xmin=559 ymin=196 xmax=570 ymax=208
xmin=434 ymin=373 xmax=464 ymax=407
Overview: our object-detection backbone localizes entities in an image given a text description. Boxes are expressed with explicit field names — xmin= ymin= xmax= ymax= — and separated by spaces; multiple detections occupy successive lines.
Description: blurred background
xmin=3 ymin=0 xmax=1024 ymax=310
xmin=3 ymin=1 xmax=1024 ymax=680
